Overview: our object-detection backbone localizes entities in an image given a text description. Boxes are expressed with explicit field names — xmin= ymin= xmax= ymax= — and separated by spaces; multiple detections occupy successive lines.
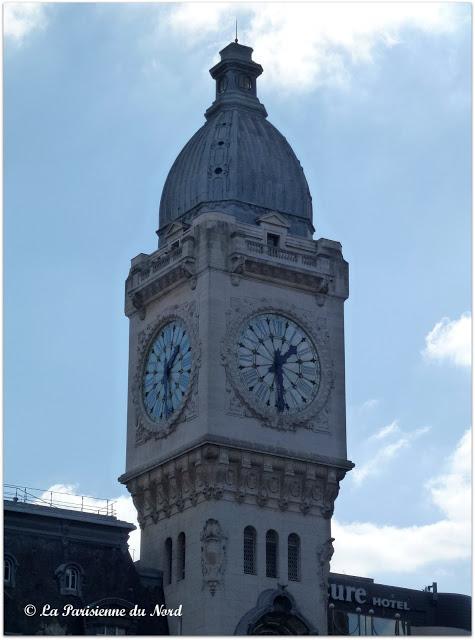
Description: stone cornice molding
xmin=124 ymin=443 xmax=352 ymax=528
xmin=119 ymin=434 xmax=354 ymax=485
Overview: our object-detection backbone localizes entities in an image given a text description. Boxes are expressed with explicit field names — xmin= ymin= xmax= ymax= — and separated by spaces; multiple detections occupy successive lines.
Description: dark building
xmin=4 ymin=493 xmax=168 ymax=636
xmin=328 ymin=573 xmax=471 ymax=636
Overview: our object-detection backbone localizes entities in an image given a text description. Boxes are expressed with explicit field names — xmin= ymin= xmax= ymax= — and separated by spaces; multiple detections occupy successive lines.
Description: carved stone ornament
xmin=125 ymin=444 xmax=351 ymax=527
xmin=317 ymin=537 xmax=335 ymax=606
xmin=132 ymin=301 xmax=200 ymax=444
xmin=200 ymin=518 xmax=227 ymax=596
xmin=221 ymin=297 xmax=334 ymax=432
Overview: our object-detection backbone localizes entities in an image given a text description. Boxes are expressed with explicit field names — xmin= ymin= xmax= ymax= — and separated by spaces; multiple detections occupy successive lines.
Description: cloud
xmin=370 ymin=419 xmax=399 ymax=440
xmin=422 ymin=312 xmax=471 ymax=368
xmin=359 ymin=398 xmax=380 ymax=412
xmin=164 ymin=3 xmax=466 ymax=91
xmin=4 ymin=3 xmax=48 ymax=43
xmin=352 ymin=424 xmax=430 ymax=486
xmin=426 ymin=429 xmax=471 ymax=522
xmin=333 ymin=429 xmax=471 ymax=577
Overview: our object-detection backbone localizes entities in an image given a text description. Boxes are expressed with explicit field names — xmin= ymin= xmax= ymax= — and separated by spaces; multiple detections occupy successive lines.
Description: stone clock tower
xmin=120 ymin=41 xmax=353 ymax=635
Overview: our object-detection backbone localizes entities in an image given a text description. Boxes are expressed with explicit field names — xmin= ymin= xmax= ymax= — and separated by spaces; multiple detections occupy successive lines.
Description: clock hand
xmin=280 ymin=343 xmax=297 ymax=365
xmin=162 ymin=346 xmax=180 ymax=418
xmin=275 ymin=364 xmax=285 ymax=413
xmin=270 ymin=349 xmax=286 ymax=413
xmin=161 ymin=362 xmax=170 ymax=417
xmin=167 ymin=345 xmax=180 ymax=372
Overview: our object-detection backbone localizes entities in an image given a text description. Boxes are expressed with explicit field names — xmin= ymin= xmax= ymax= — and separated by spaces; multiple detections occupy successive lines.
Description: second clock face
xmin=142 ymin=320 xmax=192 ymax=424
xmin=237 ymin=313 xmax=320 ymax=414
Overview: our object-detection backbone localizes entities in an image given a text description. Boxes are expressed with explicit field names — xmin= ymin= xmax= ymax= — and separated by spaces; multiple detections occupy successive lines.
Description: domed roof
xmin=158 ymin=42 xmax=313 ymax=238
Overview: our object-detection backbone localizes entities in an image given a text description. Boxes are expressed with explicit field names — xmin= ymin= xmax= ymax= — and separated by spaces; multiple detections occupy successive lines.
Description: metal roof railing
xmin=4 ymin=484 xmax=116 ymax=517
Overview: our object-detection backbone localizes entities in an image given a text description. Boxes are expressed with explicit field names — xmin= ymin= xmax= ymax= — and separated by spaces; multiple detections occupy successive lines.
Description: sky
xmin=4 ymin=2 xmax=472 ymax=595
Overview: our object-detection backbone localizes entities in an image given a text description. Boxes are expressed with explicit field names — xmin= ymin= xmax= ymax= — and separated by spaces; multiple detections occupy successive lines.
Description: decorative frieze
xmin=126 ymin=444 xmax=349 ymax=527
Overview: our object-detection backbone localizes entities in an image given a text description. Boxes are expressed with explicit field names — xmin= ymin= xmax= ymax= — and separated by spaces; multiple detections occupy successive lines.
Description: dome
xmin=158 ymin=42 xmax=313 ymax=238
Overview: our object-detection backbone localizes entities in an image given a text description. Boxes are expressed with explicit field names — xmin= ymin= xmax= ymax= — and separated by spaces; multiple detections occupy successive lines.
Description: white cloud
xmin=164 ymin=3 xmax=466 ymax=91
xmin=4 ymin=3 xmax=48 ymax=43
xmin=426 ymin=429 xmax=471 ymax=522
xmin=423 ymin=312 xmax=471 ymax=368
xmin=359 ymin=398 xmax=380 ymax=411
xmin=353 ymin=424 xmax=430 ymax=486
xmin=333 ymin=429 xmax=471 ymax=577
xmin=370 ymin=419 xmax=399 ymax=440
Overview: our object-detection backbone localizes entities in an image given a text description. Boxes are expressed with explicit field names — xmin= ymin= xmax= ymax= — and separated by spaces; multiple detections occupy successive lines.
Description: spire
xmin=205 ymin=41 xmax=267 ymax=119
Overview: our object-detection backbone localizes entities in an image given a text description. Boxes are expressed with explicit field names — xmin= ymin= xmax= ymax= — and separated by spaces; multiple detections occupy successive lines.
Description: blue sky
xmin=4 ymin=3 xmax=471 ymax=594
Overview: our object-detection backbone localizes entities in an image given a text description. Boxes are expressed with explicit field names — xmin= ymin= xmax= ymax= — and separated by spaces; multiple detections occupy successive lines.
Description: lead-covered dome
xmin=158 ymin=42 xmax=313 ymax=238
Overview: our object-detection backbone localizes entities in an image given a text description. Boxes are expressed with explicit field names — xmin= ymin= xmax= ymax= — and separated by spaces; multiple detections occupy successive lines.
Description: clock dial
xmin=142 ymin=320 xmax=192 ymax=423
xmin=237 ymin=313 xmax=320 ymax=414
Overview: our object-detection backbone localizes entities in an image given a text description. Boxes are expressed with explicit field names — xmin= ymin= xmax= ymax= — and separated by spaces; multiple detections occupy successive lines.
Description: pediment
xmin=165 ymin=221 xmax=190 ymax=239
xmin=256 ymin=212 xmax=290 ymax=229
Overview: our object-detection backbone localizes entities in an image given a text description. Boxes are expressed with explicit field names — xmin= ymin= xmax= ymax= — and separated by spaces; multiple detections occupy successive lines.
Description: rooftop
xmin=5 ymin=483 xmax=116 ymax=517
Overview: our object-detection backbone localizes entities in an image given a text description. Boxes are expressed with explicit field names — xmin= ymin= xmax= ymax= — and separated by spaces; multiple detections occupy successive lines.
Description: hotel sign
xmin=329 ymin=583 xmax=410 ymax=611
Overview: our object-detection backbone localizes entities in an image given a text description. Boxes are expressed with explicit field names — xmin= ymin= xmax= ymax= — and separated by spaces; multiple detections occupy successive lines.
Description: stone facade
xmin=120 ymin=209 xmax=352 ymax=635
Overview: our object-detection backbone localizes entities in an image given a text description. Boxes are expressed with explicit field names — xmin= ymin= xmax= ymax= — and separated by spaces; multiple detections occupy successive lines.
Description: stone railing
xmin=242 ymin=239 xmax=320 ymax=271
xmin=139 ymin=246 xmax=183 ymax=283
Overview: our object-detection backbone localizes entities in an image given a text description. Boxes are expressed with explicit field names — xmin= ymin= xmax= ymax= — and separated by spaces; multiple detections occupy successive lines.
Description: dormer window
xmin=56 ymin=563 xmax=83 ymax=596
xmin=267 ymin=233 xmax=280 ymax=248
xmin=4 ymin=555 xmax=17 ymax=587
xmin=65 ymin=566 xmax=79 ymax=591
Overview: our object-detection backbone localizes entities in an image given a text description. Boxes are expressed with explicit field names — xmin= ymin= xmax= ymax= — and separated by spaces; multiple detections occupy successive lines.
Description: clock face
xmin=237 ymin=313 xmax=320 ymax=414
xmin=142 ymin=320 xmax=192 ymax=423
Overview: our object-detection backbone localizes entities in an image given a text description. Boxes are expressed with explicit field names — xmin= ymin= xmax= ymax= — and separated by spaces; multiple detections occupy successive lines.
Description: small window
xmin=265 ymin=530 xmax=278 ymax=578
xmin=177 ymin=532 xmax=186 ymax=581
xmin=170 ymin=240 xmax=180 ymax=251
xmin=65 ymin=566 xmax=79 ymax=592
xmin=244 ymin=526 xmax=257 ymax=575
xmin=56 ymin=563 xmax=82 ymax=595
xmin=4 ymin=556 xmax=14 ymax=586
xmin=288 ymin=533 xmax=301 ymax=581
xmin=239 ymin=75 xmax=252 ymax=91
xmin=165 ymin=537 xmax=173 ymax=585
xmin=267 ymin=233 xmax=280 ymax=248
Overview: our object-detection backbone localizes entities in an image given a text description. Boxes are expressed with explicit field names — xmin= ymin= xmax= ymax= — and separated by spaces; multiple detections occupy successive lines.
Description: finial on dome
xmin=205 ymin=40 xmax=267 ymax=119
xmin=235 ymin=19 xmax=238 ymax=44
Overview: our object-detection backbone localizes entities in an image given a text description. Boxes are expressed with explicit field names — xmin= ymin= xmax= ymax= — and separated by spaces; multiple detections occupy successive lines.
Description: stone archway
xmin=235 ymin=588 xmax=317 ymax=636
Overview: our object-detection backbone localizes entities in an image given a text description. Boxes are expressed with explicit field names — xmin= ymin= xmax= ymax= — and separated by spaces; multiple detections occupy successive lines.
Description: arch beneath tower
xmin=234 ymin=587 xmax=317 ymax=635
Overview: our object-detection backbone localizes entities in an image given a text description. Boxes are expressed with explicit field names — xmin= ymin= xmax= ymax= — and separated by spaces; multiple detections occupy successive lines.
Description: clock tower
xmin=120 ymin=41 xmax=353 ymax=635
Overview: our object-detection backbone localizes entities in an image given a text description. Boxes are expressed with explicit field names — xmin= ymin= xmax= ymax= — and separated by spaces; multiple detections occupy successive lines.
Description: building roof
xmin=158 ymin=42 xmax=313 ymax=238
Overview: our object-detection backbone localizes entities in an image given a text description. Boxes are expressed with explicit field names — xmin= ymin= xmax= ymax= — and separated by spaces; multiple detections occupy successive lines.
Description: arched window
xmin=177 ymin=532 xmax=186 ymax=581
xmin=55 ymin=563 xmax=82 ymax=595
xmin=265 ymin=530 xmax=278 ymax=578
xmin=243 ymin=526 xmax=257 ymax=575
xmin=4 ymin=555 xmax=16 ymax=587
xmin=165 ymin=537 xmax=173 ymax=585
xmin=65 ymin=566 xmax=80 ymax=592
xmin=288 ymin=533 xmax=301 ymax=581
